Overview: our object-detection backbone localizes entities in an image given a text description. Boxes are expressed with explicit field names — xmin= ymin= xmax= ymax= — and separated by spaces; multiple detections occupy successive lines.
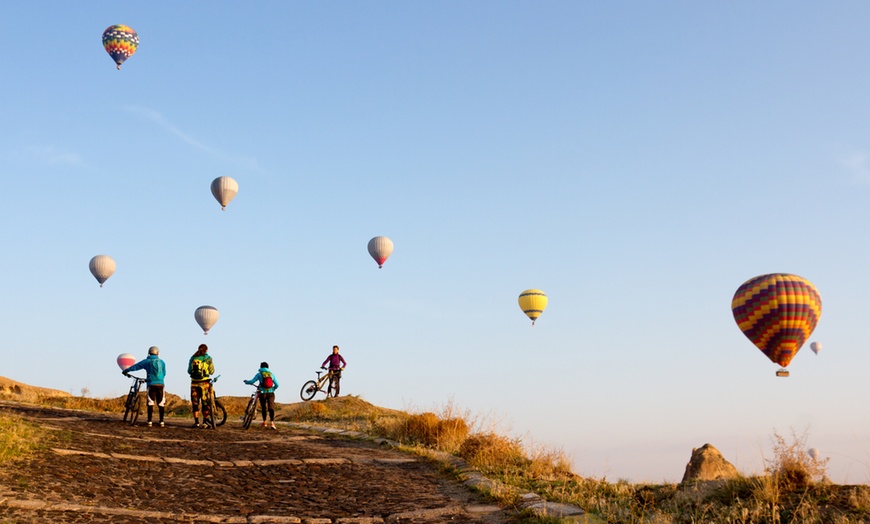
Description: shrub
xmin=766 ymin=429 xmax=830 ymax=491
xmin=459 ymin=432 xmax=525 ymax=470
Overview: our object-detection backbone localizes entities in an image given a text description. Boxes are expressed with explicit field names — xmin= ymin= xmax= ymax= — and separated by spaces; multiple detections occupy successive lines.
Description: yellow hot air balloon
xmin=518 ymin=289 xmax=548 ymax=325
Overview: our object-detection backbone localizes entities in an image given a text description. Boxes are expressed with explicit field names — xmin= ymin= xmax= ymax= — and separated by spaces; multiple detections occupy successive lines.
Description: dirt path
xmin=0 ymin=402 xmax=512 ymax=523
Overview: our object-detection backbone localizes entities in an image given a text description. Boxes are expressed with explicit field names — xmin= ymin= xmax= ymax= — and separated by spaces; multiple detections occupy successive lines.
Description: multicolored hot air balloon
xmin=731 ymin=273 xmax=822 ymax=377
xmin=117 ymin=353 xmax=136 ymax=370
xmin=518 ymin=289 xmax=548 ymax=325
xmin=367 ymin=236 xmax=393 ymax=268
xmin=810 ymin=341 xmax=822 ymax=355
xmin=89 ymin=255 xmax=116 ymax=287
xmin=195 ymin=305 xmax=220 ymax=335
xmin=210 ymin=176 xmax=238 ymax=211
xmin=102 ymin=25 xmax=139 ymax=70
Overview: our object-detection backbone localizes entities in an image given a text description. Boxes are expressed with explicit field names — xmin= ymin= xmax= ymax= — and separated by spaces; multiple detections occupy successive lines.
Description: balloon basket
xmin=776 ymin=369 xmax=790 ymax=377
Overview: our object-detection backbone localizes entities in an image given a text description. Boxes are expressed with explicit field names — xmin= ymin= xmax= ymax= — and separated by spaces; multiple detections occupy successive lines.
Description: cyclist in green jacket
xmin=188 ymin=343 xmax=215 ymax=428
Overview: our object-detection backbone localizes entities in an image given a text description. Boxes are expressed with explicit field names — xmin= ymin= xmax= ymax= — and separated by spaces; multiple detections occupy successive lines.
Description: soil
xmin=0 ymin=402 xmax=511 ymax=523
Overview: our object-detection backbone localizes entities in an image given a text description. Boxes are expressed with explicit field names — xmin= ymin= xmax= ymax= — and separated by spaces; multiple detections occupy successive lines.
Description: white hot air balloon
xmin=195 ymin=305 xmax=220 ymax=335
xmin=808 ymin=448 xmax=820 ymax=461
xmin=810 ymin=341 xmax=822 ymax=355
xmin=89 ymin=255 xmax=117 ymax=287
xmin=210 ymin=176 xmax=239 ymax=211
xmin=367 ymin=236 xmax=394 ymax=268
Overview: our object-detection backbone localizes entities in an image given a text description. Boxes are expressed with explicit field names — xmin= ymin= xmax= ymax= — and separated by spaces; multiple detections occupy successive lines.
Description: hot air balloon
xmin=102 ymin=25 xmax=139 ymax=70
xmin=518 ymin=289 xmax=548 ymax=325
xmin=117 ymin=353 xmax=136 ymax=370
xmin=808 ymin=448 xmax=820 ymax=461
xmin=210 ymin=176 xmax=239 ymax=211
xmin=195 ymin=306 xmax=219 ymax=335
xmin=731 ymin=273 xmax=822 ymax=377
xmin=89 ymin=255 xmax=116 ymax=287
xmin=367 ymin=236 xmax=393 ymax=268
xmin=810 ymin=341 xmax=822 ymax=355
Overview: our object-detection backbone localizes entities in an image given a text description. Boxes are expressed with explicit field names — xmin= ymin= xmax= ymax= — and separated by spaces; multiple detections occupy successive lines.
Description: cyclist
xmin=187 ymin=343 xmax=215 ymax=428
xmin=244 ymin=361 xmax=280 ymax=429
xmin=321 ymin=345 xmax=347 ymax=397
xmin=122 ymin=346 xmax=166 ymax=427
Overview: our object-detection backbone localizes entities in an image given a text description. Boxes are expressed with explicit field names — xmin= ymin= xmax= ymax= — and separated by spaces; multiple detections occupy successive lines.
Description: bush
xmin=766 ymin=430 xmax=830 ymax=491
xmin=459 ymin=432 xmax=526 ymax=470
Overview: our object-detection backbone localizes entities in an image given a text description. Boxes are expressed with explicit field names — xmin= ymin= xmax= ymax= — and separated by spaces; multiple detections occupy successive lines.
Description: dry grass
xmin=0 ymin=413 xmax=42 ymax=463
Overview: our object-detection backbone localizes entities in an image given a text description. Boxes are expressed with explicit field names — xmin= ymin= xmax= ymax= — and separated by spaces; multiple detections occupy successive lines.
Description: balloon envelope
xmin=210 ymin=176 xmax=239 ymax=211
xmin=89 ymin=255 xmax=116 ymax=287
xmin=731 ymin=273 xmax=822 ymax=370
xmin=808 ymin=448 xmax=820 ymax=461
xmin=367 ymin=236 xmax=394 ymax=268
xmin=195 ymin=305 xmax=219 ymax=335
xmin=810 ymin=341 xmax=822 ymax=355
xmin=102 ymin=25 xmax=139 ymax=70
xmin=518 ymin=289 xmax=548 ymax=325
xmin=117 ymin=353 xmax=136 ymax=370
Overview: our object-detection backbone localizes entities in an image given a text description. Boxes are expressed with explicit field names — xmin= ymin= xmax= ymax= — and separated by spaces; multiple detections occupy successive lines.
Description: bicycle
xmin=300 ymin=368 xmax=341 ymax=401
xmin=193 ymin=375 xmax=227 ymax=428
xmin=122 ymin=374 xmax=147 ymax=426
xmin=241 ymin=384 xmax=261 ymax=429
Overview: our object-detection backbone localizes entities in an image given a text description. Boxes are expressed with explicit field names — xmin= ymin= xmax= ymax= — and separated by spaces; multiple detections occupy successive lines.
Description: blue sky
xmin=2 ymin=2 xmax=870 ymax=483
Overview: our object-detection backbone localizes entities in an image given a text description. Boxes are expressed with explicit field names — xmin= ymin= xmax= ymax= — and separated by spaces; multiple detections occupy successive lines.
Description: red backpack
xmin=261 ymin=371 xmax=274 ymax=389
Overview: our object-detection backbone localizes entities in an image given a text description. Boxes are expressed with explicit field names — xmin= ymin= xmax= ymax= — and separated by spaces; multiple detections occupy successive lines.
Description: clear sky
xmin=2 ymin=2 xmax=869 ymax=484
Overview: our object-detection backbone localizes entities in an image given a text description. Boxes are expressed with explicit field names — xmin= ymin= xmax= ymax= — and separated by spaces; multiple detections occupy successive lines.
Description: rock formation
xmin=681 ymin=443 xmax=739 ymax=482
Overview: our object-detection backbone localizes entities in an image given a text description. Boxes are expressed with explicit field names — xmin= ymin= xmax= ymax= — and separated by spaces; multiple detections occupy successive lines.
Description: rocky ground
xmin=0 ymin=402 xmax=512 ymax=523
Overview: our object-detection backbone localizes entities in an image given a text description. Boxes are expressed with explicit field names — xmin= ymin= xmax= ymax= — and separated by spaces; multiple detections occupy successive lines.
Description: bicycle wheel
xmin=214 ymin=399 xmax=227 ymax=427
xmin=242 ymin=397 xmax=257 ymax=429
xmin=129 ymin=393 xmax=141 ymax=426
xmin=300 ymin=380 xmax=318 ymax=401
xmin=327 ymin=376 xmax=338 ymax=398
xmin=122 ymin=391 xmax=136 ymax=422
xmin=204 ymin=394 xmax=216 ymax=429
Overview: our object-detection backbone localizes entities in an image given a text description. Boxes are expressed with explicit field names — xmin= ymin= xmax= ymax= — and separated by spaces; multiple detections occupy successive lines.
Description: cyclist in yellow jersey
xmin=188 ymin=343 xmax=215 ymax=428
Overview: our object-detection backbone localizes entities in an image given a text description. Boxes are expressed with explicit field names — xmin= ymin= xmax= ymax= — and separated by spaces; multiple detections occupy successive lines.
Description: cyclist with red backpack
xmin=244 ymin=362 xmax=279 ymax=429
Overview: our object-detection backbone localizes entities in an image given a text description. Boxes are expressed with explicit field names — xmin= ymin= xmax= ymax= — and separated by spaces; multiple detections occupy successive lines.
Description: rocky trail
xmin=0 ymin=402 xmax=517 ymax=523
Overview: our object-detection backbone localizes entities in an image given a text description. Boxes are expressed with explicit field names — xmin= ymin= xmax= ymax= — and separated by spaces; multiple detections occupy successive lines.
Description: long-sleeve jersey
xmin=321 ymin=354 xmax=346 ymax=370
xmin=125 ymin=355 xmax=166 ymax=386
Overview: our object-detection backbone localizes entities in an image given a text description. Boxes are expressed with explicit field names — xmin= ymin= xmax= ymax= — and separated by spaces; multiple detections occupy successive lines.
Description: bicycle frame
xmin=193 ymin=375 xmax=226 ymax=428
xmin=122 ymin=375 xmax=147 ymax=425
xmin=299 ymin=369 xmax=340 ymax=401
xmin=242 ymin=385 xmax=261 ymax=429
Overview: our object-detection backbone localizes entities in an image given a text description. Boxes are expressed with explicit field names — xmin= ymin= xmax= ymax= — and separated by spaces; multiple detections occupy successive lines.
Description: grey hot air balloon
xmin=195 ymin=305 xmax=220 ymax=335
xmin=808 ymin=448 xmax=820 ymax=461
xmin=210 ymin=176 xmax=239 ymax=211
xmin=367 ymin=236 xmax=394 ymax=268
xmin=810 ymin=341 xmax=822 ymax=355
xmin=89 ymin=255 xmax=116 ymax=287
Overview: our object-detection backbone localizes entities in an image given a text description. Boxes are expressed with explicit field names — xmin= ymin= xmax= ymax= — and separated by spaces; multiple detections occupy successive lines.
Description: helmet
xmin=148 ymin=346 xmax=159 ymax=355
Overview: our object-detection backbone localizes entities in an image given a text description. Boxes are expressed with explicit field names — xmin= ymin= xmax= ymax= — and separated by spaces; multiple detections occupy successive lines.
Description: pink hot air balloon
xmin=117 ymin=353 xmax=136 ymax=370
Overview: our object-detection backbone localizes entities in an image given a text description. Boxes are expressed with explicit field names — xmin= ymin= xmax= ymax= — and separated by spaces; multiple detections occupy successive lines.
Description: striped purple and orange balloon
xmin=731 ymin=273 xmax=822 ymax=370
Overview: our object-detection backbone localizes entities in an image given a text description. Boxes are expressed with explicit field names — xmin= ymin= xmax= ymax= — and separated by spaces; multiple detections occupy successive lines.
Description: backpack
xmin=189 ymin=358 xmax=206 ymax=380
xmin=261 ymin=371 xmax=274 ymax=389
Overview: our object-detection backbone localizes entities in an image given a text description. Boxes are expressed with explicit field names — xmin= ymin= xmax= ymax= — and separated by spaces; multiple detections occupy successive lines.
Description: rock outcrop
xmin=681 ymin=443 xmax=739 ymax=482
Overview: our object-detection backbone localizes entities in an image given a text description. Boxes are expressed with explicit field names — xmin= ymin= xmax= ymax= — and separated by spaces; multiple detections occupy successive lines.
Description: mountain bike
xmin=300 ymin=369 xmax=341 ymax=401
xmin=241 ymin=384 xmax=260 ymax=429
xmin=195 ymin=375 xmax=227 ymax=428
xmin=122 ymin=374 xmax=147 ymax=425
